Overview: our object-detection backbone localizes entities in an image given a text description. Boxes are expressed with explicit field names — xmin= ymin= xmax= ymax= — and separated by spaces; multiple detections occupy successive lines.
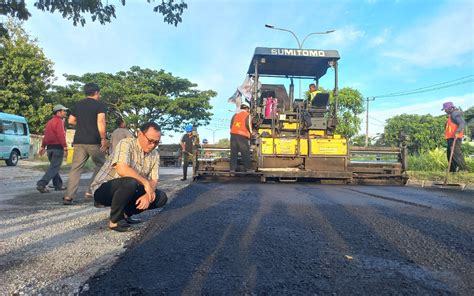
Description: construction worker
xmin=230 ymin=102 xmax=252 ymax=173
xmin=442 ymin=102 xmax=468 ymax=172
xmin=306 ymin=83 xmax=321 ymax=105
xmin=180 ymin=124 xmax=194 ymax=181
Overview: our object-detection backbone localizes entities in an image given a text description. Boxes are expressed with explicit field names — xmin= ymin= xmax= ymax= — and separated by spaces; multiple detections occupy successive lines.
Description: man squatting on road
xmin=90 ymin=122 xmax=168 ymax=232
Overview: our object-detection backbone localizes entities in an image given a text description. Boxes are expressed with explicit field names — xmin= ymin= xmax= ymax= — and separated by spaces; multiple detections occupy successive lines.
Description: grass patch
xmin=407 ymin=170 xmax=474 ymax=184
xmin=407 ymin=148 xmax=474 ymax=183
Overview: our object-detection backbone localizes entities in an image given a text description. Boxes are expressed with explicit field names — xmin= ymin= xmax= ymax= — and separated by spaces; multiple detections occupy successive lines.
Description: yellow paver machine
xmin=194 ymin=47 xmax=408 ymax=185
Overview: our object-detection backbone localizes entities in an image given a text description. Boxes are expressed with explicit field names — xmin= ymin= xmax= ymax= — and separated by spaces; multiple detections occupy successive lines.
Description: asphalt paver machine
xmin=194 ymin=47 xmax=408 ymax=185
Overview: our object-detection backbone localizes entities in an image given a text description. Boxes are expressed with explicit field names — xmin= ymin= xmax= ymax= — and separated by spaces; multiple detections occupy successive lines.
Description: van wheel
xmin=6 ymin=150 xmax=19 ymax=166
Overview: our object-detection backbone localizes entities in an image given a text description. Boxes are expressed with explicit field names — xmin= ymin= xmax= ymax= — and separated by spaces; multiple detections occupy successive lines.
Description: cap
xmin=441 ymin=102 xmax=454 ymax=111
xmin=53 ymin=104 xmax=68 ymax=112
xmin=241 ymin=102 xmax=250 ymax=109
xmin=202 ymin=139 xmax=209 ymax=144
xmin=185 ymin=124 xmax=193 ymax=132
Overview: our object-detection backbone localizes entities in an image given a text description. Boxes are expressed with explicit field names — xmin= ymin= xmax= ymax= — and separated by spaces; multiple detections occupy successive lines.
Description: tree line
xmin=352 ymin=108 xmax=474 ymax=155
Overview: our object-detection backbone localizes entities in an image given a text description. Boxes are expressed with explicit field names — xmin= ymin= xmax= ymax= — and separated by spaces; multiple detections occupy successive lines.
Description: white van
xmin=0 ymin=112 xmax=31 ymax=166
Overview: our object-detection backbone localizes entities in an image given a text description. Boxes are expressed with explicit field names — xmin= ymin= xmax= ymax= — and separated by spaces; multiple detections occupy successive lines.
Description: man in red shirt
xmin=36 ymin=104 xmax=69 ymax=193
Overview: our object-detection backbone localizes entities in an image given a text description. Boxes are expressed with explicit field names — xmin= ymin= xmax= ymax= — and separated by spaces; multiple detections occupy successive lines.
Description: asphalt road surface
xmin=84 ymin=181 xmax=473 ymax=295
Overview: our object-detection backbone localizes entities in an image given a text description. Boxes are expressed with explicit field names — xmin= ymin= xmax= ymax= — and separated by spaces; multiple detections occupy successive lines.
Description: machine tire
xmin=6 ymin=150 xmax=19 ymax=166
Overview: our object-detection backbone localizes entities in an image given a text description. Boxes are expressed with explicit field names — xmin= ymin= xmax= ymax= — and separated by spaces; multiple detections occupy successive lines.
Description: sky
xmin=21 ymin=0 xmax=474 ymax=144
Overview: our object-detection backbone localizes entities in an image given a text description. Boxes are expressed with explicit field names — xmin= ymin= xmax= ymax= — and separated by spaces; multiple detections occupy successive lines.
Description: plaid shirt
xmin=90 ymin=137 xmax=160 ymax=194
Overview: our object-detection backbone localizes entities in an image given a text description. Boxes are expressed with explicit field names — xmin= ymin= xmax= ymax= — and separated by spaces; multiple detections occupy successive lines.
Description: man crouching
xmin=90 ymin=122 xmax=167 ymax=232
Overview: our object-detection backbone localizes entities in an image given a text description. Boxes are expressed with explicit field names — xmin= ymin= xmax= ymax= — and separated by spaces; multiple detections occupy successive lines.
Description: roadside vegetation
xmin=407 ymin=147 xmax=474 ymax=183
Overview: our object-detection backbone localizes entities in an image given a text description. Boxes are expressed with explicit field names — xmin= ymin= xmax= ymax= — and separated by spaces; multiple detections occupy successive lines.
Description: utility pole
xmin=365 ymin=97 xmax=375 ymax=147
xmin=205 ymin=128 xmax=221 ymax=144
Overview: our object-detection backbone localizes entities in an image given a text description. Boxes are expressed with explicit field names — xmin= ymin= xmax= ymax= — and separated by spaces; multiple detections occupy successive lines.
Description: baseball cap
xmin=53 ymin=104 xmax=68 ymax=112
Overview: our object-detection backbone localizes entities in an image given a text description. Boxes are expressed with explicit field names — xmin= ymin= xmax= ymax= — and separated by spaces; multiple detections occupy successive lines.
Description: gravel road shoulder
xmin=0 ymin=161 xmax=189 ymax=295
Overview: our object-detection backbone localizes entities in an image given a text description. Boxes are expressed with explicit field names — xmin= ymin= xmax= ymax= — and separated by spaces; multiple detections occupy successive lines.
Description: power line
xmin=369 ymin=115 xmax=385 ymax=124
xmin=212 ymin=118 xmax=231 ymax=122
xmin=368 ymin=122 xmax=385 ymax=127
xmin=371 ymin=75 xmax=474 ymax=98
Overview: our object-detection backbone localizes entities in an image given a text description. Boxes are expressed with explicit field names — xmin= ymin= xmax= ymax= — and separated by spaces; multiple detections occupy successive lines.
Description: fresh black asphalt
xmin=83 ymin=181 xmax=474 ymax=295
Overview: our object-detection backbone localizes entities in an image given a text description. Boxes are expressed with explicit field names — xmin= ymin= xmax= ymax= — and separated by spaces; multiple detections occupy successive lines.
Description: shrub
xmin=408 ymin=147 xmax=473 ymax=172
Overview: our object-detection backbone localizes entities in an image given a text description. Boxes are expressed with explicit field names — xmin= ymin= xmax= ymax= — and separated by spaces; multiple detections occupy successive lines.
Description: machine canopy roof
xmin=247 ymin=47 xmax=340 ymax=79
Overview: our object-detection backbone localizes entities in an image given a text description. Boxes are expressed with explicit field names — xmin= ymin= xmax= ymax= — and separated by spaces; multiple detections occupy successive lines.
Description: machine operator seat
xmin=308 ymin=93 xmax=330 ymax=114
xmin=307 ymin=92 xmax=330 ymax=130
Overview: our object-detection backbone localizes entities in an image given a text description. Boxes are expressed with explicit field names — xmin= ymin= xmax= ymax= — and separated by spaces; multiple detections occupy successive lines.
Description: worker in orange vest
xmin=230 ymin=102 xmax=252 ymax=173
xmin=441 ymin=102 xmax=468 ymax=172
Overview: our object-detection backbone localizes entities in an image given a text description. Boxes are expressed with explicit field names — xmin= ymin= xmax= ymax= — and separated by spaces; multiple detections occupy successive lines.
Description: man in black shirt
xmin=180 ymin=124 xmax=194 ymax=181
xmin=63 ymin=83 xmax=107 ymax=205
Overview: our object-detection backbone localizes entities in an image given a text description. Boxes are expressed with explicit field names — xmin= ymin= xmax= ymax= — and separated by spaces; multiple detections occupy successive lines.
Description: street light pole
xmin=265 ymin=24 xmax=335 ymax=100
xmin=205 ymin=128 xmax=221 ymax=144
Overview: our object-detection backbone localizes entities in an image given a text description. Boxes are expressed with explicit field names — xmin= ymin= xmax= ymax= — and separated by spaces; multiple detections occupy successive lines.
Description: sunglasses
xmin=142 ymin=132 xmax=160 ymax=146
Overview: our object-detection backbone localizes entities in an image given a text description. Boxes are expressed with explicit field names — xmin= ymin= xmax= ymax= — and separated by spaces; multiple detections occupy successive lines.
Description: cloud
xmin=369 ymin=28 xmax=391 ymax=47
xmin=317 ymin=26 xmax=365 ymax=49
xmin=382 ymin=2 xmax=474 ymax=67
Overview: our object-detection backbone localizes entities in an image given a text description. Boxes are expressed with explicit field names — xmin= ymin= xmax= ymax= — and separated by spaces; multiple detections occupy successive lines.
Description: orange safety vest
xmin=445 ymin=115 xmax=464 ymax=139
xmin=231 ymin=111 xmax=250 ymax=138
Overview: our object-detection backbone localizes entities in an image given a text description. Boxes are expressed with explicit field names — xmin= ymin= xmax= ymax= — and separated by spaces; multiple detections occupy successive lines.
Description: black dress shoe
xmin=124 ymin=216 xmax=142 ymax=224
xmin=37 ymin=186 xmax=50 ymax=194
xmin=108 ymin=220 xmax=133 ymax=232
xmin=54 ymin=186 xmax=67 ymax=191
xmin=94 ymin=201 xmax=106 ymax=208
xmin=180 ymin=178 xmax=187 ymax=181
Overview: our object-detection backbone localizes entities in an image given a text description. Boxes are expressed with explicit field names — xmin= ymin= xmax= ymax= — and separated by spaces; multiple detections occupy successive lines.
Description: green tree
xmin=0 ymin=19 xmax=54 ymax=133
xmin=350 ymin=134 xmax=379 ymax=146
xmin=216 ymin=138 xmax=230 ymax=147
xmin=0 ymin=0 xmax=187 ymax=29
xmin=383 ymin=114 xmax=445 ymax=154
xmin=48 ymin=66 xmax=216 ymax=133
xmin=329 ymin=87 xmax=364 ymax=138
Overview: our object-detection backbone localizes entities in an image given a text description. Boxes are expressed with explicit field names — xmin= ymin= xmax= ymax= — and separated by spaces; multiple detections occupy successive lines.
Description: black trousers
xmin=447 ymin=138 xmax=467 ymax=172
xmin=94 ymin=177 xmax=168 ymax=223
xmin=37 ymin=148 xmax=64 ymax=188
xmin=230 ymin=134 xmax=251 ymax=171
xmin=182 ymin=152 xmax=191 ymax=179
